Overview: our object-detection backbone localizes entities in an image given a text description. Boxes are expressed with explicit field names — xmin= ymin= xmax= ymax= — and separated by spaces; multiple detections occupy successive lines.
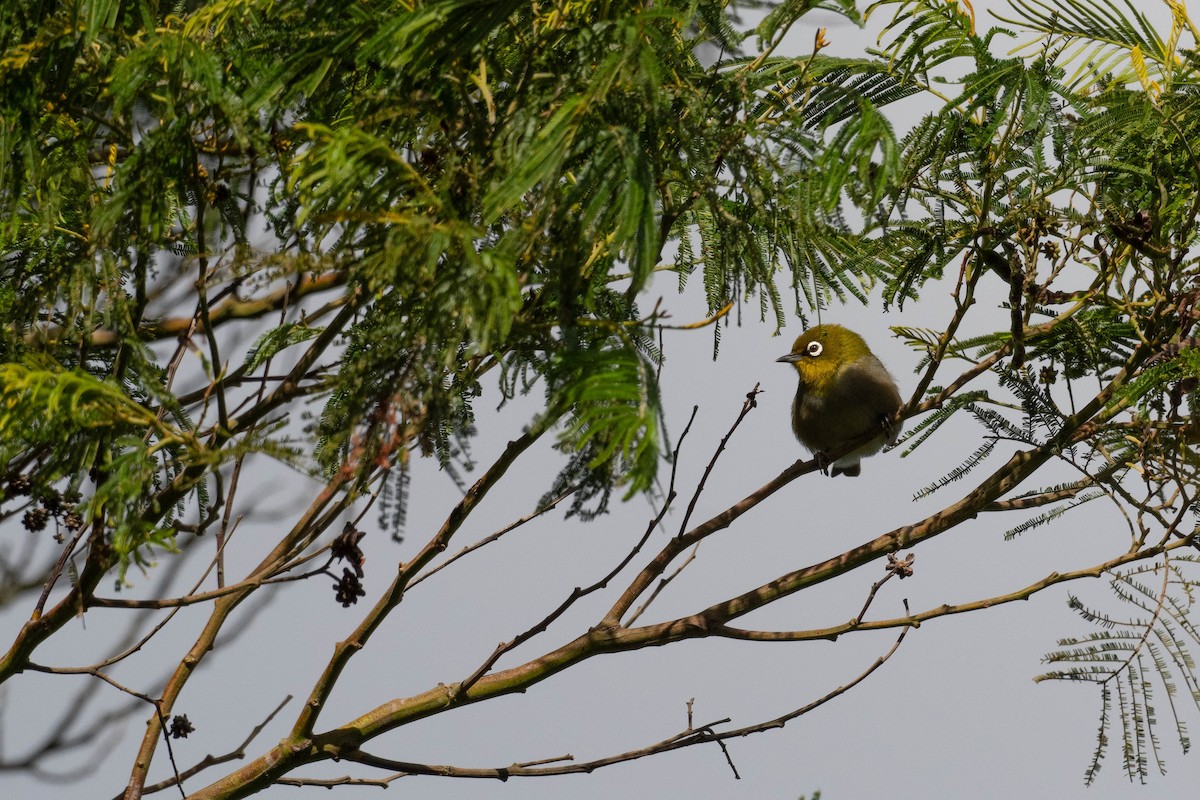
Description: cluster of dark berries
xmin=5 ymin=473 xmax=32 ymax=495
xmin=6 ymin=475 xmax=84 ymax=542
xmin=333 ymin=568 xmax=366 ymax=607
xmin=169 ymin=714 xmax=195 ymax=739
xmin=330 ymin=523 xmax=367 ymax=607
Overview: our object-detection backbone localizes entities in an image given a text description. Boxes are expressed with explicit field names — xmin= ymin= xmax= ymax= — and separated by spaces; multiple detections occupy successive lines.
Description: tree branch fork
xmin=3 ymin=306 xmax=1175 ymax=798
xmin=180 ymin=336 xmax=1177 ymax=797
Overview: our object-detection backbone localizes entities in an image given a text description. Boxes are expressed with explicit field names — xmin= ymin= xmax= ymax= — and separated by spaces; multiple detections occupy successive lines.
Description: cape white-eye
xmin=777 ymin=324 xmax=903 ymax=477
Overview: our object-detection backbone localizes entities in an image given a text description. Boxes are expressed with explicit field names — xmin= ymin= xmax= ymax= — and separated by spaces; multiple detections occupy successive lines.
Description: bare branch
xmin=289 ymin=416 xmax=559 ymax=741
xmin=409 ymin=486 xmax=580 ymax=588
xmin=623 ymin=542 xmax=699 ymax=627
xmin=604 ymin=386 xmax=774 ymax=626
xmin=714 ymin=538 xmax=1189 ymax=642
xmin=452 ymin=405 xmax=700 ymax=697
xmin=30 ymin=271 xmax=347 ymax=349
xmin=119 ymin=475 xmax=353 ymax=800
xmin=113 ymin=696 xmax=292 ymax=799
xmin=339 ymin=617 xmax=910 ymax=781
xmin=277 ymin=774 xmax=397 ymax=788
xmin=983 ymin=480 xmax=1091 ymax=512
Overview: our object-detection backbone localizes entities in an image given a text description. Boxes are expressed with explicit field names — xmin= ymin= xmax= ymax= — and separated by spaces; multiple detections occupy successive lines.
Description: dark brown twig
xmin=115 ymin=696 xmax=293 ymax=799
xmin=152 ymin=704 xmax=187 ymax=799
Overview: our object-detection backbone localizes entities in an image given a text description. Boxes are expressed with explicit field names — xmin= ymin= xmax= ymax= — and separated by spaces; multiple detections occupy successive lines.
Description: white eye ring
xmin=806 ymin=341 xmax=823 ymax=357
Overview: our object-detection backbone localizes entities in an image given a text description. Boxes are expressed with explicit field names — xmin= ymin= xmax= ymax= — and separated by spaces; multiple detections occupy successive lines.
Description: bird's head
xmin=776 ymin=324 xmax=872 ymax=394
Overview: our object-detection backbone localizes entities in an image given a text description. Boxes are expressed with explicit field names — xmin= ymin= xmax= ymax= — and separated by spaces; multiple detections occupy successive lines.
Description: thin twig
xmin=152 ymin=704 xmax=187 ymax=799
xmin=31 ymin=523 xmax=91 ymax=619
xmin=121 ymin=696 xmax=293 ymax=799
xmin=853 ymin=571 xmax=897 ymax=625
xmin=26 ymin=663 xmax=155 ymax=704
xmin=604 ymin=387 xmax=766 ymax=626
xmin=453 ymin=407 xmax=701 ymax=698
xmin=410 ymin=486 xmax=580 ymax=588
xmin=716 ymin=739 xmax=740 ymax=780
xmin=678 ymin=386 xmax=761 ymax=538
xmin=624 ymin=543 xmax=699 ymax=627
xmin=618 ymin=391 xmax=762 ymax=626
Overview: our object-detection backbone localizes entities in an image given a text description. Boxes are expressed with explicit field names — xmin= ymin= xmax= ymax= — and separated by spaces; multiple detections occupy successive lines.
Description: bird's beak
xmin=777 ymin=353 xmax=804 ymax=363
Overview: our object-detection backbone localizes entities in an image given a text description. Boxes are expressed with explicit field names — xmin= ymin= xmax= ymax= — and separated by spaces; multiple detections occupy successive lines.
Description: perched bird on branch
xmin=777 ymin=324 xmax=903 ymax=477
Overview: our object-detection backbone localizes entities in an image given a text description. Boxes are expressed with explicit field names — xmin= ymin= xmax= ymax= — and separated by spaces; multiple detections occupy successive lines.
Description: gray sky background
xmin=5 ymin=2 xmax=1200 ymax=798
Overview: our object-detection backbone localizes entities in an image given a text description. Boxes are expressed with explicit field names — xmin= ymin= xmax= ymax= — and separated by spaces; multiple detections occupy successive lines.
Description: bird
xmin=777 ymin=324 xmax=903 ymax=477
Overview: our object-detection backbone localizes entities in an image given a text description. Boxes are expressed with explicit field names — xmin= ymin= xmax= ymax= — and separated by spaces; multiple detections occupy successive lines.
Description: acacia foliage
xmin=0 ymin=0 xmax=913 ymax=546
xmin=873 ymin=0 xmax=1200 ymax=783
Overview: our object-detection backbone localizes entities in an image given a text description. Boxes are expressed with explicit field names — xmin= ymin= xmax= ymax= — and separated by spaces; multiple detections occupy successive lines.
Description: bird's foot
xmin=814 ymin=451 xmax=831 ymax=476
xmin=880 ymin=413 xmax=897 ymax=444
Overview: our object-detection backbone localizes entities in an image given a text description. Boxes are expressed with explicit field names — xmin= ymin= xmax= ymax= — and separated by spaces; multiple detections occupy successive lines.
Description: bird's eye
xmin=806 ymin=341 xmax=823 ymax=357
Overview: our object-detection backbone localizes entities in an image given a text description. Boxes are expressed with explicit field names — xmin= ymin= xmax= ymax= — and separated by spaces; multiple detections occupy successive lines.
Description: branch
xmin=28 ymin=271 xmax=346 ymax=348
xmin=185 ymin=335 xmax=1160 ymax=798
xmin=408 ymin=486 xmax=580 ymax=589
xmin=852 ymin=554 xmax=911 ymax=625
xmin=289 ymin=415 xmax=558 ymax=740
xmin=453 ymin=406 xmax=698 ymax=698
xmin=623 ymin=542 xmax=699 ymax=627
xmin=603 ymin=386 xmax=772 ymax=626
xmin=277 ymin=774 xmax=397 ymax=789
xmin=178 ymin=420 xmax=554 ymax=799
xmin=340 ymin=617 xmax=910 ymax=780
xmin=119 ymin=477 xmax=352 ymax=800
xmin=111 ymin=696 xmax=292 ymax=799
xmin=982 ymin=480 xmax=1091 ymax=512
xmin=712 ymin=538 xmax=1188 ymax=642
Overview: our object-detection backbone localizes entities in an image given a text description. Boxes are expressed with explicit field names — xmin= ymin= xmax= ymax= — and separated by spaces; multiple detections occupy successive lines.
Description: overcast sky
xmin=4 ymin=2 xmax=1200 ymax=799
